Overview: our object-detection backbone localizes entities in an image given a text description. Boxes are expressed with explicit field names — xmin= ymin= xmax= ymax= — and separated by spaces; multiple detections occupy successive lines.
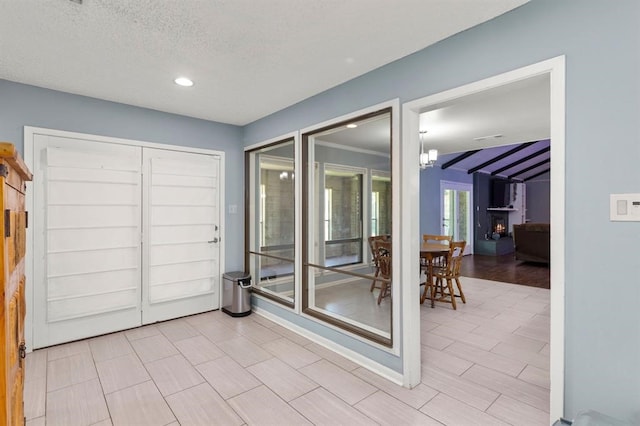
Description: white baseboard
xmin=252 ymin=306 xmax=404 ymax=386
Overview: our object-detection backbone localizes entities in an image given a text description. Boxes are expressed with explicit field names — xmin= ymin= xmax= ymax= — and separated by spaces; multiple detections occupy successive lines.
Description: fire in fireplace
xmin=490 ymin=213 xmax=508 ymax=237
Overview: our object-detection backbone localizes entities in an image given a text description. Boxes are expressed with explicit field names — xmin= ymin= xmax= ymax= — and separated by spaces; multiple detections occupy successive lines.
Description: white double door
xmin=31 ymin=134 xmax=221 ymax=348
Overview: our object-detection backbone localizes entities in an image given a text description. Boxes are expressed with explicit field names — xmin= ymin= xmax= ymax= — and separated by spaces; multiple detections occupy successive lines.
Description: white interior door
xmin=142 ymin=148 xmax=221 ymax=324
xmin=32 ymin=135 xmax=143 ymax=348
xmin=30 ymin=130 xmax=223 ymax=348
xmin=440 ymin=180 xmax=473 ymax=255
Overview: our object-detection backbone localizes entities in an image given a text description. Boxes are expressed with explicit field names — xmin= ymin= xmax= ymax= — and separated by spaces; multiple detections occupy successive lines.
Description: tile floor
xmin=24 ymin=276 xmax=550 ymax=425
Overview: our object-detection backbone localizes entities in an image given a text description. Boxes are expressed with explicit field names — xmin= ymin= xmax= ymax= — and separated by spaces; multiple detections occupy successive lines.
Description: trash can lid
xmin=223 ymin=271 xmax=251 ymax=280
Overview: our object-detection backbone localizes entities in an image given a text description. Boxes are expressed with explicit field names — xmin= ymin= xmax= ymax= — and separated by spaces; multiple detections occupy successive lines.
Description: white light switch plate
xmin=610 ymin=193 xmax=640 ymax=221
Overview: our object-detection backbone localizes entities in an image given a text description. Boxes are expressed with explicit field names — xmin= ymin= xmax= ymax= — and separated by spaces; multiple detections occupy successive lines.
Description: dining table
xmin=419 ymin=242 xmax=451 ymax=305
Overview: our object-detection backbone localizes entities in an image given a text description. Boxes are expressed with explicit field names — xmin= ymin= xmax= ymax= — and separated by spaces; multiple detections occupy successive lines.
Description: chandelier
xmin=419 ymin=130 xmax=438 ymax=169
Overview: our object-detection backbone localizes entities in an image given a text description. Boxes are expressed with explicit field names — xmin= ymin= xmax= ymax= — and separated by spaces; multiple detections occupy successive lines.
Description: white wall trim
xmin=250 ymin=101 xmax=402 ymax=364
xmin=252 ymin=306 xmax=403 ymax=385
xmin=299 ymin=99 xmax=402 ymax=358
xmin=401 ymin=56 xmax=566 ymax=422
xmin=25 ymin=126 xmax=226 ymax=157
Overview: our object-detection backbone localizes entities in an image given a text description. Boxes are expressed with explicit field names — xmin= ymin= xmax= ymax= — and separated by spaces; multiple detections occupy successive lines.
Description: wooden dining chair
xmin=422 ymin=234 xmax=452 ymax=245
xmin=372 ymin=240 xmax=392 ymax=304
xmin=431 ymin=240 xmax=467 ymax=309
xmin=422 ymin=234 xmax=453 ymax=268
xmin=420 ymin=234 xmax=452 ymax=273
xmin=368 ymin=235 xmax=390 ymax=292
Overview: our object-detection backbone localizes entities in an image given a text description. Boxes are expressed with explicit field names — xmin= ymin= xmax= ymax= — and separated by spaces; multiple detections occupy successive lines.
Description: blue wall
xmin=526 ymin=171 xmax=551 ymax=223
xmin=419 ymin=167 xmax=473 ymax=236
xmin=0 ymin=79 xmax=245 ymax=271
xmin=244 ymin=0 xmax=640 ymax=420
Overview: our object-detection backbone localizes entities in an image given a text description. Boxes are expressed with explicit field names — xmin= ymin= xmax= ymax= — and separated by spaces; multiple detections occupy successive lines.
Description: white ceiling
xmin=312 ymin=73 xmax=550 ymax=161
xmin=419 ymin=73 xmax=550 ymax=155
xmin=0 ymin=0 xmax=528 ymax=126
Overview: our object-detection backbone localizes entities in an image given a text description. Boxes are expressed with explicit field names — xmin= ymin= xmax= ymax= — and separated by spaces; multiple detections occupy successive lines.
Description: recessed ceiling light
xmin=346 ymin=123 xmax=358 ymax=129
xmin=174 ymin=77 xmax=194 ymax=87
xmin=473 ymin=134 xmax=503 ymax=141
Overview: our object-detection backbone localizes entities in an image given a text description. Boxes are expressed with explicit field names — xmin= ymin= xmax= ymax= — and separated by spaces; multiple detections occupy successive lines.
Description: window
xmin=245 ymin=141 xmax=295 ymax=307
xmin=324 ymin=166 xmax=364 ymax=267
xmin=324 ymin=188 xmax=332 ymax=241
xmin=302 ymin=108 xmax=392 ymax=346
xmin=259 ymin=184 xmax=266 ymax=246
xmin=371 ymin=171 xmax=391 ymax=237
xmin=371 ymin=191 xmax=379 ymax=236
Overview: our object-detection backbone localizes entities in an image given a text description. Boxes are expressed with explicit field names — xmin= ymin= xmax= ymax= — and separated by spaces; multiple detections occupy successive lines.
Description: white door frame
xmin=439 ymin=180 xmax=474 ymax=254
xmin=401 ymin=56 xmax=565 ymax=422
xmin=24 ymin=126 xmax=225 ymax=351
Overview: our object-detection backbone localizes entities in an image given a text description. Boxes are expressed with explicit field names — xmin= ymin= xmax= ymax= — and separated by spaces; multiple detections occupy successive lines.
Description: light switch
xmin=610 ymin=194 xmax=640 ymax=221
xmin=617 ymin=200 xmax=628 ymax=215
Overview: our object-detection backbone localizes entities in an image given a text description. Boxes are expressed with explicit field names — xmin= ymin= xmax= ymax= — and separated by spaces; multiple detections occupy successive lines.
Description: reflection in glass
xmin=324 ymin=166 xmax=363 ymax=267
xmin=303 ymin=109 xmax=392 ymax=344
xmin=371 ymin=171 xmax=391 ymax=237
xmin=246 ymin=140 xmax=295 ymax=305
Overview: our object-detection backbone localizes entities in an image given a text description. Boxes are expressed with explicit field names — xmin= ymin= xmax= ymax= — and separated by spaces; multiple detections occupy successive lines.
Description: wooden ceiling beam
xmin=491 ymin=146 xmax=551 ymax=176
xmin=467 ymin=142 xmax=536 ymax=174
xmin=441 ymin=150 xmax=482 ymax=170
xmin=507 ymin=158 xmax=551 ymax=179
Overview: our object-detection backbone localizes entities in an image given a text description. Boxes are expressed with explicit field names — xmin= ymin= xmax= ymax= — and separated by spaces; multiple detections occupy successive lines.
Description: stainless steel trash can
xmin=222 ymin=272 xmax=252 ymax=317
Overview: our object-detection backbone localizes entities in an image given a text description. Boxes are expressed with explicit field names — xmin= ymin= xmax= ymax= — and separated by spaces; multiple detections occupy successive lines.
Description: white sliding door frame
xmin=24 ymin=126 xmax=225 ymax=351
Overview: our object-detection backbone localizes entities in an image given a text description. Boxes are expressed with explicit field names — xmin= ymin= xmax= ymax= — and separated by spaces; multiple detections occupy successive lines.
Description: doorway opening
xmin=401 ymin=56 xmax=565 ymax=422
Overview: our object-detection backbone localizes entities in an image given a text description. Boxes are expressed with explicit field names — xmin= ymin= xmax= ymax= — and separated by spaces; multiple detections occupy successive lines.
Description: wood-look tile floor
xmin=25 ymin=276 xmax=550 ymax=426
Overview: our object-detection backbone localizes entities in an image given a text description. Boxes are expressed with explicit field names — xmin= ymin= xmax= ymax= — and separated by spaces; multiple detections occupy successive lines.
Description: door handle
xmin=208 ymin=237 xmax=219 ymax=243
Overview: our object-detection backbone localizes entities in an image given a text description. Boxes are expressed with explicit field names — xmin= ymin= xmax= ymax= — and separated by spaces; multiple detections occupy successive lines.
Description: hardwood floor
xmin=460 ymin=254 xmax=550 ymax=289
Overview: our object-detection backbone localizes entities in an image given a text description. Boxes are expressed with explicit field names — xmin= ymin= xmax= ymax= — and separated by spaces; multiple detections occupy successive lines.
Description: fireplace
xmin=490 ymin=212 xmax=508 ymax=237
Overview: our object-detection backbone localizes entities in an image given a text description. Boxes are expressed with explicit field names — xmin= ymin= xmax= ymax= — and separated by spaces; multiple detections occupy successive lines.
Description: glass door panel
xmin=246 ymin=140 xmax=295 ymax=306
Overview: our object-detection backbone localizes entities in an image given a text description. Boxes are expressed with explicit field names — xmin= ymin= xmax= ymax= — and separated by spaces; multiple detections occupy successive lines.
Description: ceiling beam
xmin=524 ymin=168 xmax=551 ymax=181
xmin=441 ymin=150 xmax=482 ymax=170
xmin=490 ymin=146 xmax=551 ymax=176
xmin=467 ymin=142 xmax=536 ymax=174
xmin=507 ymin=158 xmax=551 ymax=179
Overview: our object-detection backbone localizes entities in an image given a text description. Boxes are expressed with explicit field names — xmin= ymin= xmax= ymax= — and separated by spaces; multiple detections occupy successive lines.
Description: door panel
xmin=142 ymin=148 xmax=220 ymax=324
xmin=33 ymin=137 xmax=143 ymax=347
xmin=441 ymin=181 xmax=473 ymax=255
xmin=32 ymin=134 xmax=222 ymax=347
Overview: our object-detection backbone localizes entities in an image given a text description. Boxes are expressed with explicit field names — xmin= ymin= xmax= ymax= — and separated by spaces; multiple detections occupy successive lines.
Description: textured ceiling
xmin=0 ymin=0 xmax=528 ymax=125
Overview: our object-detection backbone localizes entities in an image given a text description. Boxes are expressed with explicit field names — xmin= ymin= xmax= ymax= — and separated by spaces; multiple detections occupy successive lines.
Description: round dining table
xmin=419 ymin=242 xmax=450 ymax=305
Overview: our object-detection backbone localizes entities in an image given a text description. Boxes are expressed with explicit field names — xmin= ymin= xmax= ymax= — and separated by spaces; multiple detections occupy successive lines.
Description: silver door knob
xmin=208 ymin=237 xmax=219 ymax=243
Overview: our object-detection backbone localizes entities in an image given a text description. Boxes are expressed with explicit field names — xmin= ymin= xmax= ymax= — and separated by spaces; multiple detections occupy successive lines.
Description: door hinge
xmin=19 ymin=342 xmax=26 ymax=363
